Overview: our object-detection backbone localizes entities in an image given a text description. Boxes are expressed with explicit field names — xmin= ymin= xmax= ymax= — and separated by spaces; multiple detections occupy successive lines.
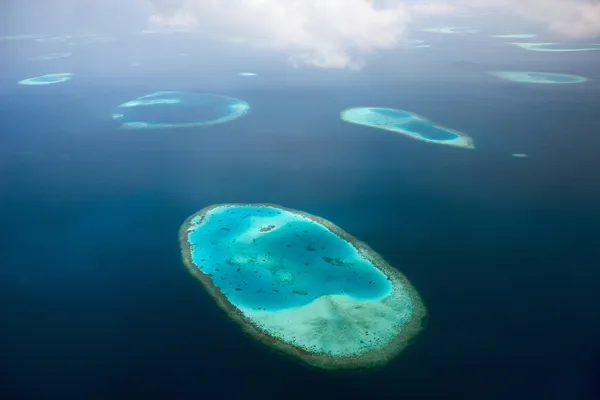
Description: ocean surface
xmin=1 ymin=33 xmax=600 ymax=399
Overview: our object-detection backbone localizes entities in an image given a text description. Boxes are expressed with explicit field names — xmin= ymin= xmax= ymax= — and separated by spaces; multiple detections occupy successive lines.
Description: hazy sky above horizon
xmin=2 ymin=0 xmax=600 ymax=69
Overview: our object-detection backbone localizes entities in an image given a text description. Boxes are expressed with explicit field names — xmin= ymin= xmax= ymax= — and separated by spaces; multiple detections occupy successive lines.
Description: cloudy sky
xmin=3 ymin=0 xmax=600 ymax=68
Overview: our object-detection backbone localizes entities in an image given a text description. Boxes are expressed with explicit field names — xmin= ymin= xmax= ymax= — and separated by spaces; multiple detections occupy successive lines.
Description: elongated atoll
xmin=491 ymin=33 xmax=537 ymax=39
xmin=421 ymin=26 xmax=479 ymax=34
xmin=112 ymin=91 xmax=249 ymax=130
xmin=511 ymin=42 xmax=600 ymax=52
xmin=180 ymin=204 xmax=426 ymax=370
xmin=239 ymin=72 xmax=258 ymax=76
xmin=489 ymin=71 xmax=588 ymax=84
xmin=341 ymin=107 xmax=475 ymax=149
xmin=18 ymin=73 xmax=74 ymax=85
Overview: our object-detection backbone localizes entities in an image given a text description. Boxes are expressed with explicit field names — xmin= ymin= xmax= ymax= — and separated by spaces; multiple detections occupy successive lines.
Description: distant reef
xmin=18 ymin=73 xmax=74 ymax=85
xmin=489 ymin=71 xmax=588 ymax=84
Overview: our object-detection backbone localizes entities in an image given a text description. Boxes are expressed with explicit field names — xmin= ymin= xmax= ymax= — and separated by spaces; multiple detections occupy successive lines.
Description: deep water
xmin=1 ymin=33 xmax=600 ymax=400
xmin=186 ymin=205 xmax=390 ymax=310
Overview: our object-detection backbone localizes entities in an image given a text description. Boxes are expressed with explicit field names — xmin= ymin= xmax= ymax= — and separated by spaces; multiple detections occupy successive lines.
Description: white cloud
xmin=460 ymin=0 xmax=600 ymax=38
xmin=148 ymin=0 xmax=453 ymax=69
xmin=514 ymin=0 xmax=600 ymax=38
xmin=148 ymin=0 xmax=600 ymax=69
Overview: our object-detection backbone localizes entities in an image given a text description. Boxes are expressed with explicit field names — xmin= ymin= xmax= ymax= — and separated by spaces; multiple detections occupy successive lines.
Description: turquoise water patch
xmin=18 ymin=73 xmax=74 ymax=85
xmin=113 ymin=91 xmax=249 ymax=130
xmin=186 ymin=205 xmax=392 ymax=311
xmin=372 ymin=109 xmax=458 ymax=140
xmin=341 ymin=107 xmax=474 ymax=149
xmin=511 ymin=42 xmax=600 ymax=52
xmin=490 ymin=71 xmax=588 ymax=84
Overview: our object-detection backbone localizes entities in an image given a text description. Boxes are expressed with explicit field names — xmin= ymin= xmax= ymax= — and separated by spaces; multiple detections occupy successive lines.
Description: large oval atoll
xmin=179 ymin=204 xmax=426 ymax=370
xmin=341 ymin=107 xmax=475 ymax=149
xmin=112 ymin=91 xmax=249 ymax=130
xmin=489 ymin=71 xmax=588 ymax=84
xmin=18 ymin=73 xmax=74 ymax=85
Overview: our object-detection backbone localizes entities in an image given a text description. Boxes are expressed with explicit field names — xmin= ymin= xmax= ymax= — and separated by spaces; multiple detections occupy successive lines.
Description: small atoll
xmin=179 ymin=204 xmax=426 ymax=370
xmin=112 ymin=91 xmax=249 ymax=130
xmin=510 ymin=42 xmax=600 ymax=52
xmin=401 ymin=39 xmax=431 ymax=48
xmin=489 ymin=71 xmax=588 ymax=84
xmin=0 ymin=34 xmax=45 ymax=41
xmin=341 ymin=107 xmax=475 ymax=149
xmin=421 ymin=26 xmax=479 ymax=34
xmin=491 ymin=34 xmax=537 ymax=39
xmin=30 ymin=52 xmax=72 ymax=61
xmin=35 ymin=34 xmax=115 ymax=46
xmin=18 ymin=73 xmax=74 ymax=85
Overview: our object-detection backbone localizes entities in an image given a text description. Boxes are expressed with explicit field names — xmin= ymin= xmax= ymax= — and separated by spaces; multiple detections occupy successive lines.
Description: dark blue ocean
xmin=1 ymin=33 xmax=600 ymax=399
